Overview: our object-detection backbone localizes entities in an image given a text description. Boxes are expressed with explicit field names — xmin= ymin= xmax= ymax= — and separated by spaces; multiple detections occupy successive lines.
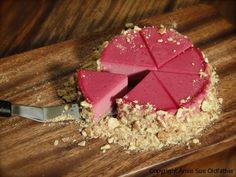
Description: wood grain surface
xmin=0 ymin=4 xmax=236 ymax=177
xmin=2 ymin=0 xmax=234 ymax=59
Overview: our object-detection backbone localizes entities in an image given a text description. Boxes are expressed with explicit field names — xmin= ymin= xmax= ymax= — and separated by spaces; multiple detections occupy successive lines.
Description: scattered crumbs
xmin=218 ymin=98 xmax=223 ymax=104
xmin=193 ymin=138 xmax=200 ymax=144
xmin=78 ymin=140 xmax=86 ymax=147
xmin=107 ymin=137 xmax=114 ymax=144
xmin=54 ymin=140 xmax=59 ymax=146
xmin=157 ymin=39 xmax=163 ymax=43
xmin=145 ymin=34 xmax=151 ymax=39
xmin=176 ymin=108 xmax=183 ymax=118
xmin=171 ymin=21 xmax=178 ymax=29
xmin=108 ymin=118 xmax=120 ymax=129
xmin=125 ymin=22 xmax=134 ymax=29
xmin=192 ymin=63 xmax=195 ymax=66
xmin=173 ymin=49 xmax=176 ymax=53
xmin=116 ymin=43 xmax=126 ymax=50
xmin=97 ymin=59 xmax=101 ymax=71
xmin=167 ymin=37 xmax=173 ymax=42
xmin=159 ymin=27 xmax=166 ymax=34
xmin=176 ymin=41 xmax=180 ymax=45
xmin=80 ymin=100 xmax=92 ymax=108
xmin=126 ymin=37 xmax=131 ymax=43
xmin=160 ymin=24 xmax=164 ymax=28
xmin=54 ymin=67 xmax=220 ymax=152
xmin=187 ymin=142 xmax=191 ymax=149
xmin=180 ymin=99 xmax=186 ymax=104
xmin=186 ymin=96 xmax=191 ymax=101
xmin=47 ymin=113 xmax=76 ymax=123
xmin=82 ymin=74 xmax=85 ymax=78
xmin=133 ymin=26 xmax=142 ymax=32
xmin=62 ymin=137 xmax=70 ymax=142
xmin=199 ymin=69 xmax=208 ymax=78
xmin=116 ymin=98 xmax=122 ymax=104
xmin=81 ymin=130 xmax=88 ymax=137
xmin=0 ymin=75 xmax=10 ymax=83
xmin=128 ymin=145 xmax=136 ymax=151
xmin=202 ymin=52 xmax=206 ymax=58
xmin=36 ymin=95 xmax=42 ymax=102
xmin=101 ymin=144 xmax=111 ymax=151
xmin=201 ymin=100 xmax=211 ymax=112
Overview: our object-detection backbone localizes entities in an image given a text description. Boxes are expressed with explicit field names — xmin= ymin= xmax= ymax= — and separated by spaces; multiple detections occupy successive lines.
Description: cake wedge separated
xmin=77 ymin=70 xmax=128 ymax=121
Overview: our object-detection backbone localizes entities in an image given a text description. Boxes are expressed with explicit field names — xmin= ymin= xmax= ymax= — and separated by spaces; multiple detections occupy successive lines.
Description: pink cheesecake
xmin=100 ymin=26 xmax=209 ymax=111
xmin=73 ymin=25 xmax=221 ymax=151
xmin=77 ymin=70 xmax=128 ymax=121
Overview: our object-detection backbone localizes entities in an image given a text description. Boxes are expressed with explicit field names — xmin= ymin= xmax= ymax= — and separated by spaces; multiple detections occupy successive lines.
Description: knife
xmin=0 ymin=100 xmax=80 ymax=122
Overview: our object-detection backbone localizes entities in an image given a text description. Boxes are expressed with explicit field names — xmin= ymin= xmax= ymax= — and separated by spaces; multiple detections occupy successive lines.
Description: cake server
xmin=0 ymin=100 xmax=80 ymax=122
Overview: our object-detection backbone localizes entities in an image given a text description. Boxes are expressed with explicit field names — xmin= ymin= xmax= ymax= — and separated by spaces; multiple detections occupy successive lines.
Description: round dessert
xmin=74 ymin=25 xmax=222 ymax=152
xmin=100 ymin=26 xmax=209 ymax=112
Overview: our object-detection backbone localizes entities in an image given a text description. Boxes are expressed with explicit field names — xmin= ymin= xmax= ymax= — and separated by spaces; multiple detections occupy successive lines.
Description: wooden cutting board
xmin=0 ymin=4 xmax=236 ymax=177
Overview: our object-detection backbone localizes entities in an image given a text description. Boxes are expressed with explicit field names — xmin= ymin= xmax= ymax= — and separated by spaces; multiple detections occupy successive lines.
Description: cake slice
xmin=154 ymin=71 xmax=209 ymax=107
xmin=122 ymin=71 xmax=177 ymax=111
xmin=77 ymin=70 xmax=128 ymax=121
xmin=159 ymin=47 xmax=207 ymax=74
xmin=100 ymin=29 xmax=157 ymax=81
xmin=140 ymin=26 xmax=192 ymax=68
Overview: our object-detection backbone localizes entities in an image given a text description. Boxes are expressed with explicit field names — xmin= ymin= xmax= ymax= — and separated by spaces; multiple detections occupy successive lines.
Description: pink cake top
xmin=100 ymin=26 xmax=205 ymax=76
xmin=77 ymin=70 xmax=128 ymax=120
xmin=98 ymin=26 xmax=210 ymax=113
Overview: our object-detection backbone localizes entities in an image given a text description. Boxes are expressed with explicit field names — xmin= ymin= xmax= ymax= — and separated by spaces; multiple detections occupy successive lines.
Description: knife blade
xmin=0 ymin=100 xmax=80 ymax=122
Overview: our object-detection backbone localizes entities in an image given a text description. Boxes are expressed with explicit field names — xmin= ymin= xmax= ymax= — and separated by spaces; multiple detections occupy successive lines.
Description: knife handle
xmin=0 ymin=100 xmax=12 ymax=117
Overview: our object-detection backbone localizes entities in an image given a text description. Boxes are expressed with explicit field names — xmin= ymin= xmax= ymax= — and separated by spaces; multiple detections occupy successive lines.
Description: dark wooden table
xmin=0 ymin=1 xmax=235 ymax=177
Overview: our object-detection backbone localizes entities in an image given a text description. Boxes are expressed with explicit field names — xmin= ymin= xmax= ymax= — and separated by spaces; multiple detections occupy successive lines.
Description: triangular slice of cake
xmin=140 ymin=26 xmax=192 ymax=68
xmin=77 ymin=70 xmax=128 ymax=121
xmin=159 ymin=47 xmax=207 ymax=74
xmin=154 ymin=71 xmax=209 ymax=106
xmin=122 ymin=71 xmax=177 ymax=111
xmin=100 ymin=29 xmax=157 ymax=81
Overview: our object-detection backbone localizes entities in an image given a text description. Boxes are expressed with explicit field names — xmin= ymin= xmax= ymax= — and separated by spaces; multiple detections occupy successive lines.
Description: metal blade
xmin=11 ymin=104 xmax=80 ymax=122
